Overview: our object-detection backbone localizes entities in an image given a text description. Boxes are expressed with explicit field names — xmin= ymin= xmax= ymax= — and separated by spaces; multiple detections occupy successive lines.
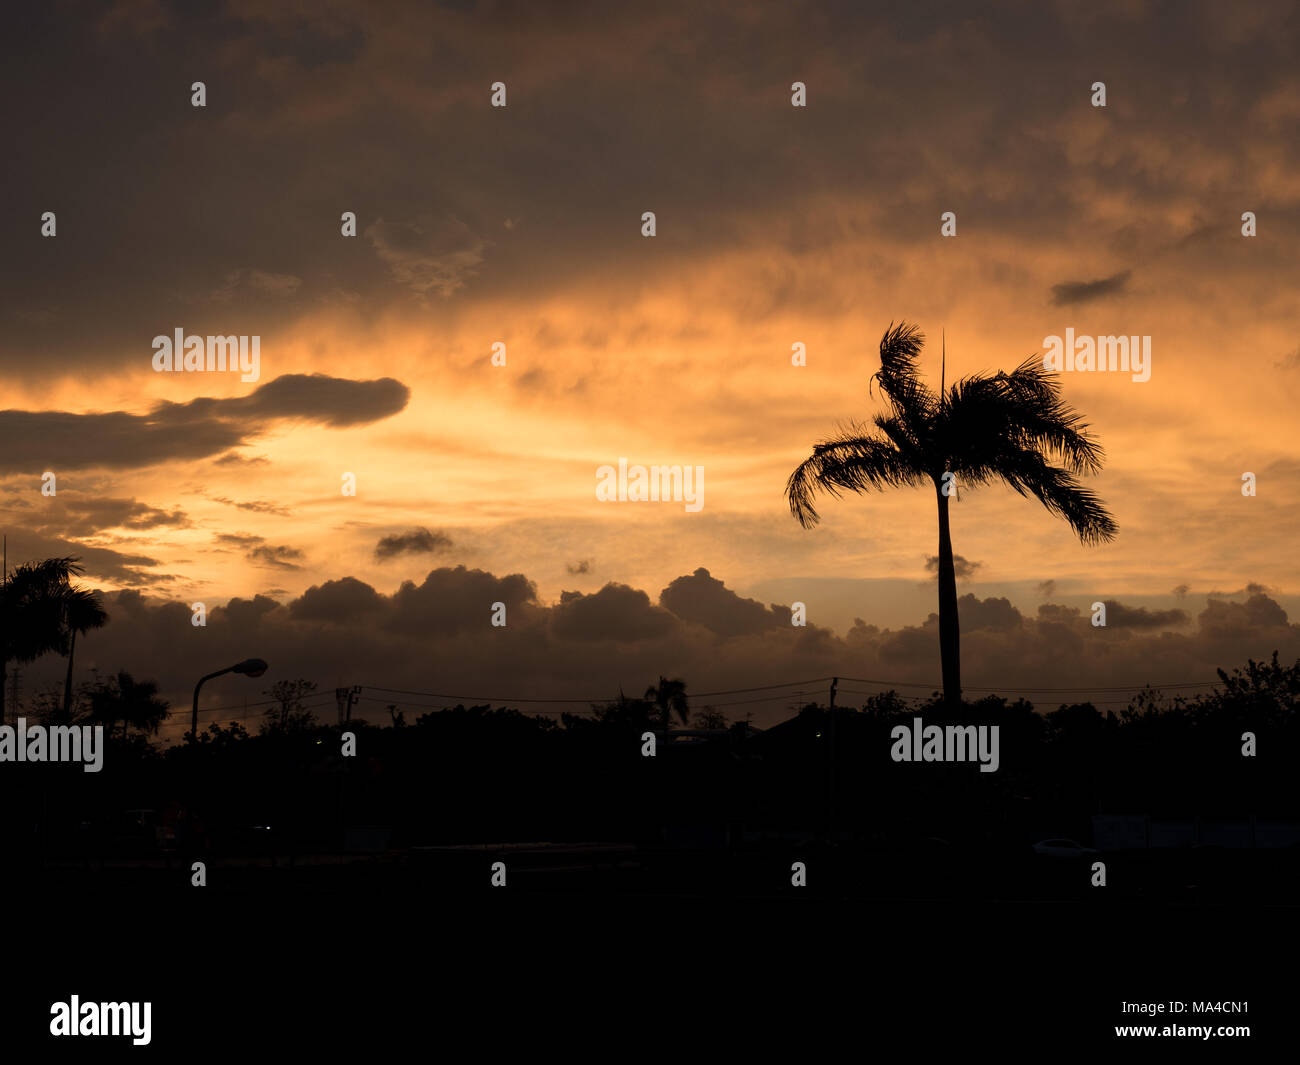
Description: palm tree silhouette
xmin=786 ymin=322 xmax=1118 ymax=708
xmin=90 ymin=670 xmax=169 ymax=741
xmin=645 ymin=676 xmax=689 ymax=738
xmin=0 ymin=556 xmax=93 ymax=722
xmin=62 ymin=585 xmax=109 ymax=721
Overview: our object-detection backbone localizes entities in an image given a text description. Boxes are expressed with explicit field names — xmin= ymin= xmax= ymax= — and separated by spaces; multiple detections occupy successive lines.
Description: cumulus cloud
xmin=658 ymin=566 xmax=787 ymax=637
xmin=389 ymin=566 xmax=538 ymax=635
xmin=552 ymin=583 xmax=676 ymax=642
xmin=290 ymin=577 xmax=386 ymax=621
xmin=924 ymin=555 xmax=982 ymax=579
xmin=12 ymin=565 xmax=1293 ymax=745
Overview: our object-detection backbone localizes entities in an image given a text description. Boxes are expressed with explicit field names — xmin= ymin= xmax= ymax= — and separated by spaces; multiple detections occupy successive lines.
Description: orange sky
xmin=2 ymin=0 xmax=1298 ymax=723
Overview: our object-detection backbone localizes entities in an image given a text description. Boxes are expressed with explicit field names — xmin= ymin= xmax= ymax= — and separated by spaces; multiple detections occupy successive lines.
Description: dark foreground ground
xmin=6 ymin=848 xmax=1293 ymax=1056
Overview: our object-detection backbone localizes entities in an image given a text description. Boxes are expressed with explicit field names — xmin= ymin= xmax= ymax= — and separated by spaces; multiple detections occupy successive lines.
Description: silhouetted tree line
xmin=4 ymin=653 xmax=1298 ymax=862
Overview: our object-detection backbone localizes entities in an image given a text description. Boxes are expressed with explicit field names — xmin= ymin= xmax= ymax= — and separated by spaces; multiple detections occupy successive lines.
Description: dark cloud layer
xmin=12 ymin=565 xmax=1295 ymax=739
xmin=5 ymin=1 xmax=1298 ymax=374
xmin=0 ymin=374 xmax=408 ymax=474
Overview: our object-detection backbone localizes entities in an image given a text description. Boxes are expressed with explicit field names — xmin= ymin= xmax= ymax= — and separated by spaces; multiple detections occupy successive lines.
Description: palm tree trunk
xmin=935 ymin=486 xmax=962 ymax=709
xmin=63 ymin=627 xmax=77 ymax=721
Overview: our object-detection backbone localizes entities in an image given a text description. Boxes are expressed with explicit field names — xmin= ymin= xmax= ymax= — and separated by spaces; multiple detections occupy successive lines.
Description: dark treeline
xmin=4 ymin=653 xmax=1298 ymax=862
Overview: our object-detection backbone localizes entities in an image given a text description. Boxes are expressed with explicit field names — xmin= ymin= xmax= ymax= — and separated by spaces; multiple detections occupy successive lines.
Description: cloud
xmin=374 ymin=527 xmax=454 ymax=561
xmin=210 ymin=496 xmax=292 ymax=517
xmin=216 ymin=533 xmax=305 ymax=570
xmin=365 ymin=214 xmax=488 ymax=298
xmin=658 ymin=566 xmax=786 ymax=637
xmin=7 ymin=565 xmax=1294 ymax=741
xmin=950 ymin=594 xmax=1022 ymax=632
xmin=1036 ymin=580 xmax=1056 ymax=598
xmin=925 ymin=555 xmax=982 ymax=579
xmin=551 ymin=583 xmax=676 ymax=642
xmin=1049 ymin=270 xmax=1131 ymax=306
xmin=0 ymin=374 xmax=409 ymax=474
xmin=0 ymin=529 xmax=172 ymax=586
xmin=210 ymin=268 xmax=303 ymax=303
xmin=16 ymin=495 xmax=190 ymax=536
xmin=290 ymin=577 xmax=385 ymax=621
xmin=566 ymin=559 xmax=591 ymax=575
xmin=1099 ymin=600 xmax=1188 ymax=629
xmin=1197 ymin=593 xmax=1289 ymax=639
xmin=389 ymin=566 xmax=538 ymax=635
xmin=248 ymin=544 xmax=306 ymax=570
xmin=215 ymin=532 xmax=264 ymax=547
xmin=231 ymin=373 xmax=410 ymax=428
xmin=221 ymin=594 xmax=282 ymax=630
xmin=213 ymin=452 xmax=269 ymax=467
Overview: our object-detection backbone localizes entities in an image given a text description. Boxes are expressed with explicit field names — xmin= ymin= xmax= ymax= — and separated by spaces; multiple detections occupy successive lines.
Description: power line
xmin=357 ymin=673 xmax=1224 ymax=709
xmin=837 ymin=675 xmax=1220 ymax=693
xmin=354 ymin=694 xmax=594 ymax=717
xmin=362 ymin=676 xmax=843 ymax=704
xmin=364 ymin=686 xmax=605 ymax=705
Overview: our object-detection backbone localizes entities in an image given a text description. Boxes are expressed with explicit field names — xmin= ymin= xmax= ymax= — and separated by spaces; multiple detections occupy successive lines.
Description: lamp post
xmin=191 ymin=658 xmax=268 ymax=742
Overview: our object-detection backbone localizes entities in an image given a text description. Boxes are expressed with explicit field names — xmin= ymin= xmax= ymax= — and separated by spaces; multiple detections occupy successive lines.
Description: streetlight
xmin=191 ymin=658 xmax=268 ymax=741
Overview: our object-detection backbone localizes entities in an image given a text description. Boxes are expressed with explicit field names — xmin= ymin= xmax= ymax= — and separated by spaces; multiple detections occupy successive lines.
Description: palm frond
xmin=992 ymin=446 xmax=1119 ymax=545
xmin=785 ymin=431 xmax=923 ymax=528
xmin=870 ymin=321 xmax=936 ymax=430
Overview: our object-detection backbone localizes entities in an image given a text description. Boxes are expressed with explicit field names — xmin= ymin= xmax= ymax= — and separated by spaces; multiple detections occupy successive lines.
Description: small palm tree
xmin=89 ymin=671 xmax=169 ymax=741
xmin=62 ymin=587 xmax=109 ymax=721
xmin=0 ymin=556 xmax=88 ymax=722
xmin=645 ymin=676 xmax=689 ymax=738
xmin=786 ymin=322 xmax=1118 ymax=708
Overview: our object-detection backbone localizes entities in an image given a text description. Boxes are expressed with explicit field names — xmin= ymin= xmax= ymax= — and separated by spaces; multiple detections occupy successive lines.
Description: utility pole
xmin=3 ymin=533 xmax=7 ymax=727
xmin=828 ymin=678 xmax=838 ymax=839
xmin=8 ymin=666 xmax=20 ymax=719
